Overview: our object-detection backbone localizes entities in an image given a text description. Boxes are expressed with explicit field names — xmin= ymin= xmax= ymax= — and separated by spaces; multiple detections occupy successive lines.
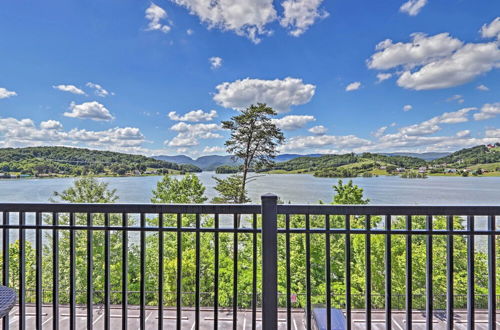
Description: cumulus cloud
xmin=280 ymin=0 xmax=328 ymax=36
xmin=209 ymin=56 xmax=223 ymax=69
xmin=368 ymin=27 xmax=500 ymax=90
xmin=86 ymin=82 xmax=110 ymax=97
xmin=281 ymin=134 xmax=372 ymax=152
xmin=398 ymin=107 xmax=475 ymax=136
xmin=481 ymin=17 xmax=500 ymax=40
xmin=485 ymin=128 xmax=500 ymax=138
xmin=0 ymin=88 xmax=17 ymax=99
xmin=403 ymin=104 xmax=413 ymax=112
xmin=145 ymin=3 xmax=171 ymax=33
xmin=64 ymin=101 xmax=114 ymax=121
xmin=308 ymin=125 xmax=327 ymax=135
xmin=53 ymin=84 xmax=86 ymax=95
xmin=166 ymin=122 xmax=223 ymax=147
xmin=373 ymin=126 xmax=388 ymax=138
xmin=456 ymin=130 xmax=471 ymax=138
xmin=171 ymin=0 xmax=277 ymax=43
xmin=477 ymin=84 xmax=490 ymax=91
xmin=474 ymin=103 xmax=500 ymax=121
xmin=345 ymin=81 xmax=361 ymax=91
xmin=0 ymin=117 xmax=145 ymax=150
xmin=213 ymin=77 xmax=315 ymax=113
xmin=376 ymin=73 xmax=392 ymax=83
xmin=399 ymin=0 xmax=428 ymax=16
xmin=368 ymin=33 xmax=463 ymax=70
xmin=203 ymin=146 xmax=225 ymax=153
xmin=40 ymin=120 xmax=63 ymax=130
xmin=168 ymin=109 xmax=217 ymax=122
xmin=446 ymin=94 xmax=464 ymax=104
xmin=272 ymin=115 xmax=315 ymax=130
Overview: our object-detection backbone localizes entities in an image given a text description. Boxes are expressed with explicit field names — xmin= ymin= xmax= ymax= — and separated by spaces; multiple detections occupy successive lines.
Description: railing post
xmin=261 ymin=193 xmax=278 ymax=330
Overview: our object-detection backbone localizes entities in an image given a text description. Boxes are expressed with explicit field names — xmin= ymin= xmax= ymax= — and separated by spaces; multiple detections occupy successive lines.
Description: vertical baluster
xmin=36 ymin=212 xmax=42 ymax=330
xmin=487 ymin=215 xmax=496 ymax=329
xmin=345 ymin=214 xmax=352 ymax=330
xmin=176 ymin=213 xmax=182 ymax=330
xmin=385 ymin=215 xmax=392 ymax=329
xmin=140 ymin=213 xmax=146 ymax=330
xmin=158 ymin=213 xmax=164 ymax=330
xmin=122 ymin=213 xmax=128 ymax=330
xmin=87 ymin=213 xmax=93 ymax=329
xmin=53 ymin=212 xmax=59 ymax=330
xmin=366 ymin=215 xmax=371 ymax=330
xmin=69 ymin=212 xmax=76 ymax=330
xmin=214 ymin=214 xmax=219 ymax=329
xmin=286 ymin=214 xmax=292 ymax=330
xmin=251 ymin=213 xmax=257 ymax=330
xmin=195 ymin=213 xmax=200 ymax=330
xmin=19 ymin=212 xmax=26 ymax=330
xmin=104 ymin=213 xmax=110 ymax=330
xmin=325 ymin=214 xmax=331 ymax=330
xmin=233 ymin=214 xmax=238 ymax=330
xmin=446 ymin=215 xmax=454 ymax=330
xmin=305 ymin=214 xmax=311 ymax=330
xmin=406 ymin=215 xmax=412 ymax=329
xmin=467 ymin=215 xmax=474 ymax=330
xmin=2 ymin=211 xmax=8 ymax=329
xmin=425 ymin=215 xmax=433 ymax=330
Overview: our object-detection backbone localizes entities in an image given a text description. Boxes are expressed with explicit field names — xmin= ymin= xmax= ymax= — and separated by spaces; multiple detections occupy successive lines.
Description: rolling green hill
xmin=432 ymin=144 xmax=500 ymax=166
xmin=0 ymin=146 xmax=201 ymax=177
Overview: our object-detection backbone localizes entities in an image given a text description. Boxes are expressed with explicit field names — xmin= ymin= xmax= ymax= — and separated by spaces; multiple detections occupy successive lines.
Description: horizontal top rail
xmin=0 ymin=202 xmax=499 ymax=215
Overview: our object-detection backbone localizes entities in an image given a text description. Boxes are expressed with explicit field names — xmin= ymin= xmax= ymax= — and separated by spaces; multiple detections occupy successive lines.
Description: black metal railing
xmin=0 ymin=196 xmax=498 ymax=329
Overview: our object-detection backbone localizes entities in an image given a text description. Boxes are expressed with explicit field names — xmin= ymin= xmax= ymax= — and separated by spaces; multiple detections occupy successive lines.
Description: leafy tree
xmin=212 ymin=175 xmax=251 ymax=203
xmin=332 ymin=179 xmax=369 ymax=204
xmin=151 ymin=174 xmax=207 ymax=204
xmin=220 ymin=103 xmax=284 ymax=203
xmin=51 ymin=177 xmax=118 ymax=203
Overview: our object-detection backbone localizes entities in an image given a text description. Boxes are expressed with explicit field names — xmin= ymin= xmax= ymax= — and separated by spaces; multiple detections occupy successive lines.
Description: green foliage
xmin=433 ymin=145 xmax=500 ymax=167
xmin=221 ymin=103 xmax=284 ymax=203
xmin=151 ymin=174 xmax=207 ymax=204
xmin=212 ymin=175 xmax=251 ymax=203
xmin=332 ymin=180 xmax=369 ymax=204
xmin=401 ymin=171 xmax=428 ymax=179
xmin=215 ymin=165 xmax=240 ymax=174
xmin=0 ymin=146 xmax=201 ymax=176
xmin=51 ymin=177 xmax=118 ymax=203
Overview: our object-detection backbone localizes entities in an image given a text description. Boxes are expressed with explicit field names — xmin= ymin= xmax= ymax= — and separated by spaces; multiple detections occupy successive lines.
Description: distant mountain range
xmin=153 ymin=152 xmax=448 ymax=170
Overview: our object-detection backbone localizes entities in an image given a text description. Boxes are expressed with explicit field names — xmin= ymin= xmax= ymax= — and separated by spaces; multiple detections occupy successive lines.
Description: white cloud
xmin=474 ymin=103 xmax=500 ymax=121
xmin=399 ymin=107 xmax=475 ymax=136
xmin=186 ymin=28 xmax=194 ymax=35
xmin=168 ymin=109 xmax=217 ymax=122
xmin=209 ymin=56 xmax=223 ymax=69
xmin=213 ymin=77 xmax=315 ymax=113
xmin=376 ymin=73 xmax=392 ymax=83
xmin=272 ymin=115 xmax=315 ymax=130
xmin=0 ymin=117 xmax=145 ymax=150
xmin=368 ymin=33 xmax=463 ymax=70
xmin=171 ymin=0 xmax=277 ymax=43
xmin=145 ymin=3 xmax=171 ymax=33
xmin=281 ymin=134 xmax=372 ymax=152
xmin=481 ymin=17 xmax=500 ymax=40
xmin=403 ymin=104 xmax=413 ymax=112
xmin=446 ymin=94 xmax=464 ymax=104
xmin=456 ymin=130 xmax=471 ymax=138
xmin=368 ymin=26 xmax=500 ymax=91
xmin=308 ymin=125 xmax=327 ymax=135
xmin=64 ymin=101 xmax=114 ymax=121
xmin=400 ymin=0 xmax=428 ymax=16
xmin=345 ymin=81 xmax=361 ymax=91
xmin=53 ymin=84 xmax=86 ymax=95
xmin=86 ymin=82 xmax=110 ymax=97
xmin=40 ymin=120 xmax=63 ymax=130
xmin=203 ymin=146 xmax=225 ymax=153
xmin=397 ymin=42 xmax=500 ymax=90
xmin=485 ymin=128 xmax=500 ymax=138
xmin=477 ymin=84 xmax=490 ymax=91
xmin=280 ymin=0 xmax=329 ymax=37
xmin=166 ymin=122 xmax=223 ymax=147
xmin=373 ymin=126 xmax=388 ymax=138
xmin=0 ymin=88 xmax=17 ymax=99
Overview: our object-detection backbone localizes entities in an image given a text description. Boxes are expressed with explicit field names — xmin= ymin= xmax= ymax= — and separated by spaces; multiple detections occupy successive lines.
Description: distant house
xmin=396 ymin=168 xmax=405 ymax=173
xmin=379 ymin=166 xmax=386 ymax=170
xmin=418 ymin=167 xmax=427 ymax=171
xmin=444 ymin=168 xmax=457 ymax=173
xmin=487 ymin=144 xmax=495 ymax=149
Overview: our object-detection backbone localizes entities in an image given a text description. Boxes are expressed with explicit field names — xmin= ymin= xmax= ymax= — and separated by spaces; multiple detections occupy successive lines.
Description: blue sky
xmin=0 ymin=0 xmax=499 ymax=157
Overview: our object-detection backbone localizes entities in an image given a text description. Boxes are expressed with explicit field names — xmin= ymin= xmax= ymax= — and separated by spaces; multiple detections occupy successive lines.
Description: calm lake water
xmin=0 ymin=172 xmax=498 ymax=205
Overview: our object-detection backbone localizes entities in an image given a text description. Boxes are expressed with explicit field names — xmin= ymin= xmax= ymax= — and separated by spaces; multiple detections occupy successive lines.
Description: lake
xmin=0 ymin=172 xmax=499 ymax=205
